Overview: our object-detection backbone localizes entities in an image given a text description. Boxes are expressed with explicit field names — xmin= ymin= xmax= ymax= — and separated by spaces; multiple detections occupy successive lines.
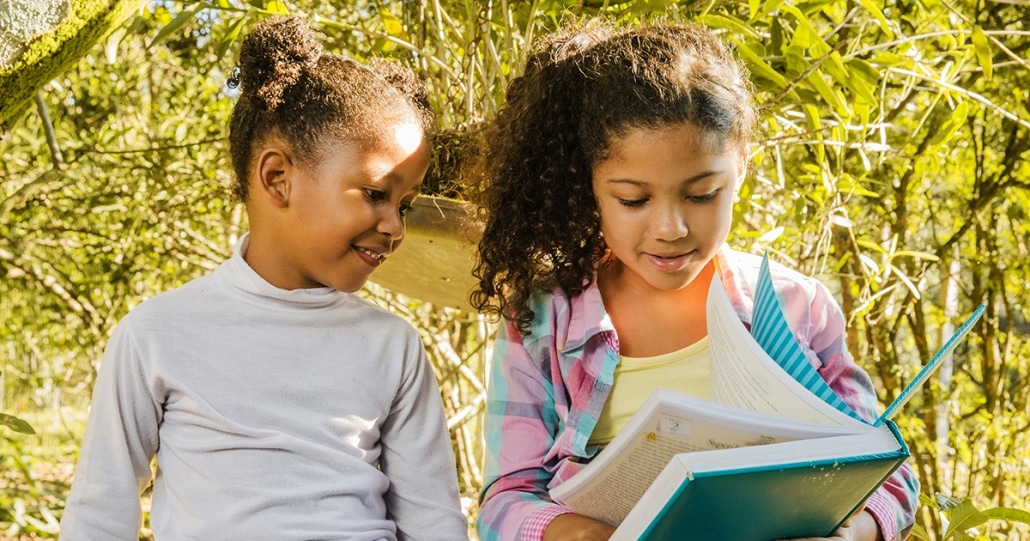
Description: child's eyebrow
xmin=604 ymin=170 xmax=724 ymax=186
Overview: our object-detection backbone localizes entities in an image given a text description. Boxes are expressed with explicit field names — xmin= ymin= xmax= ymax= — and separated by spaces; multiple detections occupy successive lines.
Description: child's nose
xmin=378 ymin=207 xmax=406 ymax=240
xmin=651 ymin=205 xmax=689 ymax=241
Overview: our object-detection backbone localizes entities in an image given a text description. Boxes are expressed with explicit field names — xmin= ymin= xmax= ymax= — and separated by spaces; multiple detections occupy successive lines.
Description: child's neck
xmin=598 ymin=262 xmax=715 ymax=357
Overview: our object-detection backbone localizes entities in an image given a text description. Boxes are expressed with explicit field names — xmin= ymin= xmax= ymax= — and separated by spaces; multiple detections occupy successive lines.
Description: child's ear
xmin=256 ymin=147 xmax=292 ymax=208
xmin=736 ymin=144 xmax=750 ymax=183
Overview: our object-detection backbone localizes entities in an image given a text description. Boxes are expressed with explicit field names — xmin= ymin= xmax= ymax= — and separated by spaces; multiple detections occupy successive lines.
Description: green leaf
xmin=769 ymin=17 xmax=784 ymax=54
xmin=379 ymin=8 xmax=405 ymax=38
xmin=824 ymin=53 xmax=877 ymax=104
xmin=754 ymin=0 xmax=788 ymax=20
xmin=929 ymin=101 xmax=969 ymax=147
xmin=854 ymin=101 xmax=871 ymax=130
xmin=805 ymin=72 xmax=850 ymax=117
xmin=871 ymin=51 xmax=910 ymax=69
xmin=215 ymin=17 xmax=247 ymax=61
xmin=971 ymin=26 xmax=993 ymax=81
xmin=889 ymin=250 xmax=940 ymax=262
xmin=920 ymin=493 xmax=938 ymax=507
xmin=697 ymin=14 xmax=760 ymax=40
xmin=837 ymin=175 xmax=880 ymax=198
xmin=781 ymin=5 xmax=831 ymax=55
xmin=149 ymin=4 xmax=204 ymax=49
xmin=856 ymin=0 xmax=895 ymax=39
xmin=845 ymin=58 xmax=883 ymax=90
xmin=264 ymin=0 xmax=289 ymax=15
xmin=784 ymin=45 xmax=809 ymax=75
xmin=939 ymin=497 xmax=990 ymax=538
xmin=908 ymin=523 xmax=929 ymax=540
xmin=982 ymin=506 xmax=1030 ymax=526
xmin=856 ymin=238 xmax=888 ymax=254
xmin=732 ymin=40 xmax=789 ymax=89
xmin=0 ymin=412 xmax=35 ymax=434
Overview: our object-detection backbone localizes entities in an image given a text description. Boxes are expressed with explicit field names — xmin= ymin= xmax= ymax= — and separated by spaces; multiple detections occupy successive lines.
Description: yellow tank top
xmin=588 ymin=338 xmax=711 ymax=446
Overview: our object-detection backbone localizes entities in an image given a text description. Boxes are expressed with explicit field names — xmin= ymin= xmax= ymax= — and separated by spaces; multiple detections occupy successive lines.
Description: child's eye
xmin=365 ymin=189 xmax=387 ymax=203
xmin=399 ymin=202 xmax=414 ymax=217
xmin=687 ymin=190 xmax=720 ymax=203
xmin=618 ymin=198 xmax=648 ymax=208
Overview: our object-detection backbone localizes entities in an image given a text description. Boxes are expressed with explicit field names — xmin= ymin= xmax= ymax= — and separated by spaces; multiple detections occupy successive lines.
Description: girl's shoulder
xmin=718 ymin=248 xmax=833 ymax=312
xmin=520 ymin=280 xmax=610 ymax=350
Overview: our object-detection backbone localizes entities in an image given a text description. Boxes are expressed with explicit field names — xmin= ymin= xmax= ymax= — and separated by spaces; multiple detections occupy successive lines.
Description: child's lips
xmin=355 ymin=246 xmax=388 ymax=267
xmin=646 ymin=250 xmax=694 ymax=271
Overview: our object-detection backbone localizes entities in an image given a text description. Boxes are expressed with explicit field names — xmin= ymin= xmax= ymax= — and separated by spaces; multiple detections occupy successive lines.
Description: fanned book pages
xmin=549 ymin=254 xmax=985 ymax=540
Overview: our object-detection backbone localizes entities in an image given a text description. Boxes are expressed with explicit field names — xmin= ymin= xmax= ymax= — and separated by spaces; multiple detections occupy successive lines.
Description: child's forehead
xmin=338 ymin=114 xmax=426 ymax=146
xmin=601 ymin=122 xmax=731 ymax=158
xmin=382 ymin=121 xmax=427 ymax=154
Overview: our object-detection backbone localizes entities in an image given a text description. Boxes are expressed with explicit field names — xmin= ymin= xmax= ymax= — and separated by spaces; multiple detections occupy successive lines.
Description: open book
xmin=549 ymin=255 xmax=985 ymax=540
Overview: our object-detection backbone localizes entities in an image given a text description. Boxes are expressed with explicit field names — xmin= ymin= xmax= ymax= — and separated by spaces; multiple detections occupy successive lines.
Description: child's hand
xmin=543 ymin=513 xmax=617 ymax=541
xmin=776 ymin=508 xmax=883 ymax=541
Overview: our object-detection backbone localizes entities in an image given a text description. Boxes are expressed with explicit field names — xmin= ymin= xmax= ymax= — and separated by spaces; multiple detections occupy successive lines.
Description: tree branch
xmin=34 ymin=91 xmax=64 ymax=167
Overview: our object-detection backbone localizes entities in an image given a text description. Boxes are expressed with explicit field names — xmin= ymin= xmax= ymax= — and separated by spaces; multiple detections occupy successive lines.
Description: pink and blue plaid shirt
xmin=476 ymin=248 xmax=919 ymax=541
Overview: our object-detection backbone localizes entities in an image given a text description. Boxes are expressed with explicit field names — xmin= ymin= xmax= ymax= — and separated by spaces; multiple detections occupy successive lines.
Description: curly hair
xmin=228 ymin=15 xmax=433 ymax=202
xmin=470 ymin=20 xmax=757 ymax=333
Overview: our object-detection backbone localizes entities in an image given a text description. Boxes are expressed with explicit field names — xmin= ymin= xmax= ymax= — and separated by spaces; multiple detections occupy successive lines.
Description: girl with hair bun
xmin=60 ymin=15 xmax=467 ymax=541
xmin=473 ymin=20 xmax=918 ymax=541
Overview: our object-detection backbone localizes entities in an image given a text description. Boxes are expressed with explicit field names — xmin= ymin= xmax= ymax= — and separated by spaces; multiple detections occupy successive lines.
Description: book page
xmin=550 ymin=390 xmax=871 ymax=523
xmin=749 ymin=256 xmax=865 ymax=422
xmin=707 ymin=275 xmax=864 ymax=427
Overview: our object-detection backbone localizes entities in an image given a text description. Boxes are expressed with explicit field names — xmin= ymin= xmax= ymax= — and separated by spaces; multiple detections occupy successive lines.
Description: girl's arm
xmin=543 ymin=513 xmax=616 ymax=541
xmin=477 ymin=317 xmax=573 ymax=541
xmin=380 ymin=332 xmax=468 ymax=541
xmin=59 ymin=322 xmax=160 ymax=540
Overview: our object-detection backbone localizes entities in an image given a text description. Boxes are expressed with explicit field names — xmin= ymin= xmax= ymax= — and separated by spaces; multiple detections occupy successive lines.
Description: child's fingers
xmin=843 ymin=503 xmax=867 ymax=525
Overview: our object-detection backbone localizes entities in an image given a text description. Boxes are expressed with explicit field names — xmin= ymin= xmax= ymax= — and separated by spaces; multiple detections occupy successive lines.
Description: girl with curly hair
xmin=472 ymin=21 xmax=917 ymax=541
xmin=60 ymin=15 xmax=467 ymax=540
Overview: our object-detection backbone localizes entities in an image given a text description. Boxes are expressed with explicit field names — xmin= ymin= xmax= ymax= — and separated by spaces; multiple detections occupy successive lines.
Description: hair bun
xmin=236 ymin=15 xmax=323 ymax=111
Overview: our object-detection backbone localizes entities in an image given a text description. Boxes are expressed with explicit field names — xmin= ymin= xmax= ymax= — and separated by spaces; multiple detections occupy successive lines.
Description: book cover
xmin=616 ymin=421 xmax=909 ymax=541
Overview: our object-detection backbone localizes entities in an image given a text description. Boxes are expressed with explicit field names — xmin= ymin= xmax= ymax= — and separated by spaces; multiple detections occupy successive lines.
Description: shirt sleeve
xmin=477 ymin=317 xmax=571 ymax=541
xmin=804 ymin=280 xmax=920 ymax=541
xmin=59 ymin=321 xmax=161 ymax=541
xmin=379 ymin=330 xmax=469 ymax=541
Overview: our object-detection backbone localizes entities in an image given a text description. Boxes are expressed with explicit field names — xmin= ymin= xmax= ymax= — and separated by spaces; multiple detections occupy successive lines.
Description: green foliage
xmin=2 ymin=0 xmax=1029 ymax=539
xmin=910 ymin=494 xmax=1030 ymax=541
xmin=0 ymin=413 xmax=79 ymax=538
xmin=0 ymin=446 xmax=64 ymax=537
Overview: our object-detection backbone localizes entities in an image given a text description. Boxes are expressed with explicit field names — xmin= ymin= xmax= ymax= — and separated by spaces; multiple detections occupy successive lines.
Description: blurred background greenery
xmin=2 ymin=0 xmax=1029 ymax=539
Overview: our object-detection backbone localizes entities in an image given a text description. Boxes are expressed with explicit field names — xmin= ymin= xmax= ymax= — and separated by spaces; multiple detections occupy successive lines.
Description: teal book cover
xmin=634 ymin=422 xmax=910 ymax=541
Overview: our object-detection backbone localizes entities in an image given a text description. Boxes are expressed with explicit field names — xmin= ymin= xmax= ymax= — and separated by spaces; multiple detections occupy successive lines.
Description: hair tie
xmin=227 ymin=67 xmax=241 ymax=90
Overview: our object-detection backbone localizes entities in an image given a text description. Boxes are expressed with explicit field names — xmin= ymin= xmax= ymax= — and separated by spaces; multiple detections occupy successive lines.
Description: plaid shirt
xmin=476 ymin=248 xmax=918 ymax=541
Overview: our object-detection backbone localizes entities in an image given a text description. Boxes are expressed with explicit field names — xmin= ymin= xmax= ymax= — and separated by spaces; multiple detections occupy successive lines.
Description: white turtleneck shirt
xmin=59 ymin=235 xmax=468 ymax=540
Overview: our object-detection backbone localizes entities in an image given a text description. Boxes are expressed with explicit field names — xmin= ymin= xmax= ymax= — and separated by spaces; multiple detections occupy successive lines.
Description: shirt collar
xmin=561 ymin=280 xmax=617 ymax=353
